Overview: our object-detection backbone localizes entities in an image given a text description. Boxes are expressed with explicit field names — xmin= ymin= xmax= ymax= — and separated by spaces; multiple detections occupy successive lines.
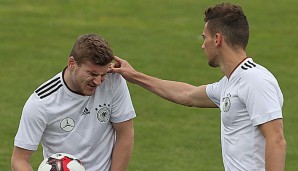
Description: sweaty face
xmin=201 ymin=23 xmax=219 ymax=67
xmin=70 ymin=61 xmax=110 ymax=96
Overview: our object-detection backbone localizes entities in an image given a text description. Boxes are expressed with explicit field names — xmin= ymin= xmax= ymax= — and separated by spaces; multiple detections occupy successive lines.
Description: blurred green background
xmin=1 ymin=0 xmax=297 ymax=170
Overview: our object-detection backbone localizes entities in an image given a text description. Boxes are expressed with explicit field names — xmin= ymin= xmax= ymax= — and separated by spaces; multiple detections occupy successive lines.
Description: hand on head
xmin=110 ymin=56 xmax=137 ymax=82
xmin=110 ymin=56 xmax=128 ymax=73
xmin=110 ymin=56 xmax=123 ymax=71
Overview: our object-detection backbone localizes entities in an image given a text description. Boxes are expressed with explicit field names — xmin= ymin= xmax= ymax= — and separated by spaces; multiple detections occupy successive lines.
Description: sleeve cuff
xmin=252 ymin=110 xmax=283 ymax=126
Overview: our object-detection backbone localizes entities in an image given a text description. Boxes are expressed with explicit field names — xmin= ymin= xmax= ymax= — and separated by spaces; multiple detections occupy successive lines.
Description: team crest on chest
xmin=96 ymin=103 xmax=111 ymax=123
xmin=60 ymin=117 xmax=75 ymax=132
xmin=222 ymin=93 xmax=231 ymax=112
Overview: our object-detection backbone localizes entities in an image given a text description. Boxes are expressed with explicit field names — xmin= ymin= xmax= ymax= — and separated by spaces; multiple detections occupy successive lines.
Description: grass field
xmin=1 ymin=0 xmax=297 ymax=170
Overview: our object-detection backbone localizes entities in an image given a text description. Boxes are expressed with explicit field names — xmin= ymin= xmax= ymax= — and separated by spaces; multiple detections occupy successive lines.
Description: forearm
xmin=131 ymin=71 xmax=198 ymax=106
xmin=265 ymin=138 xmax=286 ymax=171
xmin=110 ymin=137 xmax=134 ymax=171
xmin=11 ymin=160 xmax=33 ymax=171
xmin=111 ymin=56 xmax=215 ymax=107
xmin=11 ymin=147 xmax=34 ymax=171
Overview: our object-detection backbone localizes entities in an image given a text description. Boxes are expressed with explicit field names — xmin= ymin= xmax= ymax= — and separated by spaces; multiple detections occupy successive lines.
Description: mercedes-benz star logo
xmin=60 ymin=117 xmax=75 ymax=132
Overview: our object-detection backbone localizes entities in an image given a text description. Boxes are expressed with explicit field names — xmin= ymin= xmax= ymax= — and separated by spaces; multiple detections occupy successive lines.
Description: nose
xmin=93 ymin=76 xmax=105 ymax=86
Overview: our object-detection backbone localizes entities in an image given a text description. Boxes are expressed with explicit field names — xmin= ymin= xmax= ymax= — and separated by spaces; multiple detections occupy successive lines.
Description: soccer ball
xmin=38 ymin=153 xmax=86 ymax=171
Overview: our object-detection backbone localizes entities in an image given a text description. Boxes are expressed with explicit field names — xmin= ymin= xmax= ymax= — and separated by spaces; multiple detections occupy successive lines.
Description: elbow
xmin=277 ymin=132 xmax=287 ymax=150
xmin=279 ymin=137 xmax=287 ymax=163
xmin=170 ymin=96 xmax=194 ymax=107
xmin=274 ymin=135 xmax=287 ymax=157
xmin=280 ymin=138 xmax=287 ymax=152
xmin=11 ymin=158 xmax=15 ymax=171
xmin=11 ymin=156 xmax=22 ymax=171
xmin=11 ymin=151 xmax=18 ymax=171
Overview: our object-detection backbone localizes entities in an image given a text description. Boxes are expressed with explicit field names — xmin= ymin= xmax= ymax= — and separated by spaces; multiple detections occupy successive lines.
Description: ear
xmin=68 ymin=56 xmax=76 ymax=69
xmin=214 ymin=33 xmax=222 ymax=47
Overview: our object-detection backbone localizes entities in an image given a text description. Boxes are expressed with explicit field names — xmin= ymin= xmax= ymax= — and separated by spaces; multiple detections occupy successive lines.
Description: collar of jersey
xmin=228 ymin=57 xmax=253 ymax=80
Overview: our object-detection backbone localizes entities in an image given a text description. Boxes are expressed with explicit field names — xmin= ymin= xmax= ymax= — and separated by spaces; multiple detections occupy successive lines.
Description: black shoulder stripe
xmin=39 ymin=84 xmax=63 ymax=99
xmin=241 ymin=61 xmax=256 ymax=70
xmin=35 ymin=77 xmax=63 ymax=99
xmin=244 ymin=63 xmax=252 ymax=68
xmin=36 ymin=79 xmax=61 ymax=96
xmin=247 ymin=61 xmax=256 ymax=67
xmin=241 ymin=66 xmax=248 ymax=70
xmin=36 ymin=77 xmax=60 ymax=94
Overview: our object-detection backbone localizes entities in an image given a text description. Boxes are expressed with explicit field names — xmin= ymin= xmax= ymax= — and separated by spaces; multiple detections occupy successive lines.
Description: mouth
xmin=85 ymin=82 xmax=97 ymax=90
xmin=87 ymin=84 xmax=97 ymax=89
xmin=89 ymin=83 xmax=96 ymax=87
xmin=82 ymin=84 xmax=96 ymax=96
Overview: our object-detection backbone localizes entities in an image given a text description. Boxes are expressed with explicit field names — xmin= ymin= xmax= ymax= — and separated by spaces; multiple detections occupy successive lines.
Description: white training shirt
xmin=14 ymin=70 xmax=136 ymax=171
xmin=206 ymin=58 xmax=283 ymax=171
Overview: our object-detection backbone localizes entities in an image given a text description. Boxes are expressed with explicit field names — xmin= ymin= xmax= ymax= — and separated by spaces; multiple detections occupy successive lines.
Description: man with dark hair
xmin=12 ymin=33 xmax=136 ymax=171
xmin=111 ymin=3 xmax=286 ymax=170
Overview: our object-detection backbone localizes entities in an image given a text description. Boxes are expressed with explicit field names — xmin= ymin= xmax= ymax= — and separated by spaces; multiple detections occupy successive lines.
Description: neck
xmin=219 ymin=49 xmax=247 ymax=78
xmin=63 ymin=67 xmax=76 ymax=92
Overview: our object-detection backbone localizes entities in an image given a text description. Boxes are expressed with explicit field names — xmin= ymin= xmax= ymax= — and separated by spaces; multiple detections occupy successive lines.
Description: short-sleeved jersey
xmin=14 ymin=70 xmax=136 ymax=171
xmin=206 ymin=58 xmax=283 ymax=171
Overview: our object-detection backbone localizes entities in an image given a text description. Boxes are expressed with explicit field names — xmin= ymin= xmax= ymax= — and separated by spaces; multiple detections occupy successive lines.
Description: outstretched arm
xmin=110 ymin=56 xmax=217 ymax=108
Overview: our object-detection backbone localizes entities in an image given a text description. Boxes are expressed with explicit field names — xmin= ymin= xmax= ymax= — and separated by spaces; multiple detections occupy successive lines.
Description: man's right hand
xmin=110 ymin=56 xmax=139 ymax=84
